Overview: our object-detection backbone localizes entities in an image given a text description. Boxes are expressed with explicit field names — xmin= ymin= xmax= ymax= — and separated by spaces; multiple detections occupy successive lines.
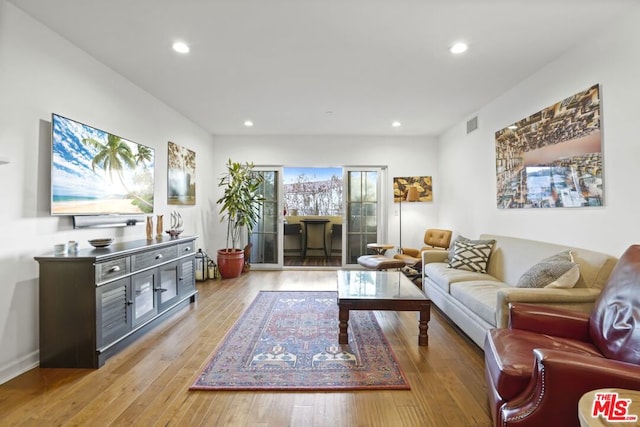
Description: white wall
xmin=209 ymin=135 xmax=440 ymax=252
xmin=0 ymin=2 xmax=216 ymax=384
xmin=437 ymin=4 xmax=640 ymax=257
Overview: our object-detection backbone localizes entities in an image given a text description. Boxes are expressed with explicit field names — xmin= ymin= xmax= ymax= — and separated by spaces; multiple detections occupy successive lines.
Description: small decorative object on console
xmin=167 ymin=211 xmax=184 ymax=237
xmin=146 ymin=216 xmax=153 ymax=240
xmin=88 ymin=238 xmax=113 ymax=248
xmin=156 ymin=214 xmax=163 ymax=239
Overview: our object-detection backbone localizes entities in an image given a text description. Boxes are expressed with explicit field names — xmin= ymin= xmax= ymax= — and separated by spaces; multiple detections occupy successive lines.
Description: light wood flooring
xmin=0 ymin=270 xmax=492 ymax=426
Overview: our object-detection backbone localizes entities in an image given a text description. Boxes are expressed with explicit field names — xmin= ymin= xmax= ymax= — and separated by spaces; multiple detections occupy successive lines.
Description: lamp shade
xmin=406 ymin=186 xmax=419 ymax=202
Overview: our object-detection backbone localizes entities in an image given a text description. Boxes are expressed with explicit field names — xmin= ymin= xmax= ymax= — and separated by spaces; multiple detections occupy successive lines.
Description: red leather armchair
xmin=484 ymin=244 xmax=640 ymax=427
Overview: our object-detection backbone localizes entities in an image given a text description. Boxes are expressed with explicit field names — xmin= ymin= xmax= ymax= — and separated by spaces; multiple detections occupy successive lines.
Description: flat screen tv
xmin=51 ymin=113 xmax=155 ymax=216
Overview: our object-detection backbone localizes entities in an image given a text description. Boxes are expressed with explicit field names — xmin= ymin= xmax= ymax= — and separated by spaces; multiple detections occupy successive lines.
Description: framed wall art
xmin=495 ymin=84 xmax=603 ymax=209
xmin=167 ymin=141 xmax=196 ymax=205
xmin=393 ymin=176 xmax=433 ymax=202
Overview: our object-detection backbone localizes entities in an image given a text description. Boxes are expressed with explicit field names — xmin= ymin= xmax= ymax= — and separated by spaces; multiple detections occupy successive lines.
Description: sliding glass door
xmin=344 ymin=167 xmax=386 ymax=265
xmin=248 ymin=167 xmax=282 ymax=269
xmin=249 ymin=165 xmax=386 ymax=268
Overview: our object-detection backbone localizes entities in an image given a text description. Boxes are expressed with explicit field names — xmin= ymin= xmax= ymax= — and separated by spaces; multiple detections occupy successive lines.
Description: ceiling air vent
xmin=466 ymin=116 xmax=478 ymax=134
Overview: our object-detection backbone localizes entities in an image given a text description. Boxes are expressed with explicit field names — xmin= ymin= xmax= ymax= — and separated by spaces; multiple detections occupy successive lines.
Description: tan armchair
xmin=395 ymin=228 xmax=452 ymax=266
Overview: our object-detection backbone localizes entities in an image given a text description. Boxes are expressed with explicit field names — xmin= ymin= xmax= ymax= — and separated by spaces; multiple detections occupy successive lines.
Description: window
xmin=283 ymin=167 xmax=343 ymax=216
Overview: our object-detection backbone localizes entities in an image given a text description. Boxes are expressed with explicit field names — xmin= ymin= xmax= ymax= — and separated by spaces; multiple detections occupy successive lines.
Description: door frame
xmin=249 ymin=166 xmax=283 ymax=270
xmin=343 ymin=166 xmax=388 ymax=266
xmin=250 ymin=164 xmax=388 ymax=269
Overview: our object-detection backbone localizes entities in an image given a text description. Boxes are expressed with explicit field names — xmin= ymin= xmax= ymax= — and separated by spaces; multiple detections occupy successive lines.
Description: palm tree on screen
xmin=82 ymin=134 xmax=153 ymax=210
xmin=135 ymin=144 xmax=153 ymax=167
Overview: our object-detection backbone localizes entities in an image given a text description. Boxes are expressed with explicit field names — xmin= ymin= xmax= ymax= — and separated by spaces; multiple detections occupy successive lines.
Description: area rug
xmin=190 ymin=291 xmax=410 ymax=391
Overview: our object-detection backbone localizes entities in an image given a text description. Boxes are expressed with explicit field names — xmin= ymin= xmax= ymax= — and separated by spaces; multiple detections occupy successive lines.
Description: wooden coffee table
xmin=336 ymin=270 xmax=430 ymax=346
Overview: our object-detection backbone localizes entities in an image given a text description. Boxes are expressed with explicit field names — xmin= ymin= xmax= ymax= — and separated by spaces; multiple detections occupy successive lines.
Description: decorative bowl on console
xmin=88 ymin=238 xmax=113 ymax=248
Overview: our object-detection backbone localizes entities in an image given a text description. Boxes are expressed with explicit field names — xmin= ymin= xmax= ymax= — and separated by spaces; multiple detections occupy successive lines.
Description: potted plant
xmin=216 ymin=159 xmax=264 ymax=278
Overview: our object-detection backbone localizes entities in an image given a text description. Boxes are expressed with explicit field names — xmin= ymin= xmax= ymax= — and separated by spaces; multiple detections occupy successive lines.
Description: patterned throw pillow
xmin=447 ymin=235 xmax=496 ymax=262
xmin=447 ymin=240 xmax=494 ymax=273
xmin=516 ymin=251 xmax=580 ymax=289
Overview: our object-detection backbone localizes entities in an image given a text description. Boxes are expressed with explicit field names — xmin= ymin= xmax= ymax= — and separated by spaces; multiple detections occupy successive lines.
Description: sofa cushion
xmin=516 ymin=251 xmax=579 ymax=289
xmin=448 ymin=240 xmax=494 ymax=273
xmin=485 ymin=328 xmax=605 ymax=401
xmin=424 ymin=262 xmax=499 ymax=293
xmin=448 ymin=235 xmax=496 ymax=262
xmin=450 ymin=281 xmax=510 ymax=326
xmin=479 ymin=234 xmax=617 ymax=288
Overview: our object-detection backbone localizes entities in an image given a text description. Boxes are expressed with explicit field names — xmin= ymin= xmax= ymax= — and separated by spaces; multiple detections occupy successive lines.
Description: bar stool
xmin=300 ymin=218 xmax=330 ymax=260
xmin=330 ymin=223 xmax=342 ymax=256
xmin=283 ymin=223 xmax=302 ymax=258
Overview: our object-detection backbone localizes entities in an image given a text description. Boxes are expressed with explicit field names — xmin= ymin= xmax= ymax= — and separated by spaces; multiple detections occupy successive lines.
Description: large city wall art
xmin=495 ymin=84 xmax=603 ymax=209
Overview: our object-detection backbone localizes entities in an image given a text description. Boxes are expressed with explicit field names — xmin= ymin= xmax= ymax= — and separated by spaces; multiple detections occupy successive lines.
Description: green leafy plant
xmin=217 ymin=159 xmax=264 ymax=251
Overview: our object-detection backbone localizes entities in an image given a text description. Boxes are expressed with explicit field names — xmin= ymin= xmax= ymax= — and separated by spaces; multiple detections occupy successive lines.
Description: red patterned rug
xmin=190 ymin=291 xmax=410 ymax=391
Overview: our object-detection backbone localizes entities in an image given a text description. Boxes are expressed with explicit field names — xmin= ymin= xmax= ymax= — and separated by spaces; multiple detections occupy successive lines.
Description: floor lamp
xmin=398 ymin=185 xmax=419 ymax=253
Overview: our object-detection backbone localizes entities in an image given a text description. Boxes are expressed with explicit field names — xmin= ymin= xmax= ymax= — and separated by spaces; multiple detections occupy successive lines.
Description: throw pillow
xmin=545 ymin=264 xmax=580 ymax=288
xmin=447 ymin=240 xmax=494 ymax=273
xmin=516 ymin=251 xmax=580 ymax=289
xmin=447 ymin=235 xmax=496 ymax=262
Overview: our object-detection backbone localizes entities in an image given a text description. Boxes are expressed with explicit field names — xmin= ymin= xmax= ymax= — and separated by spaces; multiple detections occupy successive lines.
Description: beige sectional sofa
xmin=420 ymin=234 xmax=617 ymax=347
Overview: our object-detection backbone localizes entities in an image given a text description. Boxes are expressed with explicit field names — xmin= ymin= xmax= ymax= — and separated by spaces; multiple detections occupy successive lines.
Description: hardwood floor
xmin=283 ymin=256 xmax=342 ymax=267
xmin=0 ymin=271 xmax=493 ymax=426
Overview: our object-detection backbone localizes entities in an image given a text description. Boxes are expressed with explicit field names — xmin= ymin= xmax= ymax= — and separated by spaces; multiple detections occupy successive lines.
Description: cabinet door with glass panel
xmin=131 ymin=269 xmax=158 ymax=327
xmin=157 ymin=261 xmax=180 ymax=312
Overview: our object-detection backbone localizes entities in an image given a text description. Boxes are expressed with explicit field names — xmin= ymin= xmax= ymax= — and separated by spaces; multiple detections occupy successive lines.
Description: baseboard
xmin=0 ymin=350 xmax=39 ymax=385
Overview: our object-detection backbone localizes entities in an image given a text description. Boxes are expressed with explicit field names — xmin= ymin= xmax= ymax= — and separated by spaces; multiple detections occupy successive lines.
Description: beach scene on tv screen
xmin=51 ymin=115 xmax=155 ymax=215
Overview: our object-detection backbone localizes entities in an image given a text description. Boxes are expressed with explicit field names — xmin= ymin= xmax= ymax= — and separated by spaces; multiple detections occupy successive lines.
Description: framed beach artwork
xmin=495 ymin=84 xmax=603 ymax=209
xmin=167 ymin=141 xmax=196 ymax=205
xmin=393 ymin=176 xmax=433 ymax=202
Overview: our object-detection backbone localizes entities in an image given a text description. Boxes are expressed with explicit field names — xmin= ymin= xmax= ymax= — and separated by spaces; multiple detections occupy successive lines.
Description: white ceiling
xmin=9 ymin=0 xmax=638 ymax=136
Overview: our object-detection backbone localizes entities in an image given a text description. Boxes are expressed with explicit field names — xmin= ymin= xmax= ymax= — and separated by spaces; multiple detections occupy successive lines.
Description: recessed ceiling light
xmin=392 ymin=121 xmax=402 ymax=128
xmin=172 ymin=41 xmax=190 ymax=54
xmin=244 ymin=120 xmax=254 ymax=127
xmin=449 ymin=42 xmax=468 ymax=55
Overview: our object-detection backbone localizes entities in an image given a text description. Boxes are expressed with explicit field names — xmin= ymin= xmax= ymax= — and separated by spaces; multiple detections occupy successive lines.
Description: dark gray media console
xmin=35 ymin=235 xmax=198 ymax=368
